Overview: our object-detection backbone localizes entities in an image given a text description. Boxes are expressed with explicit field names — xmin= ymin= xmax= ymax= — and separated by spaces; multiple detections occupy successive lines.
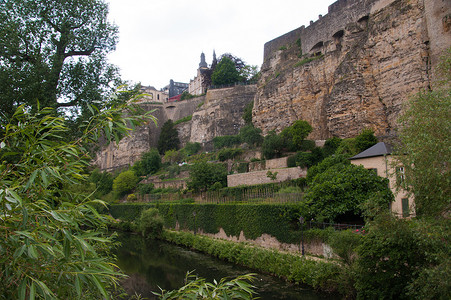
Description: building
xmin=163 ymin=79 xmax=189 ymax=98
xmin=138 ymin=86 xmax=168 ymax=103
xmin=189 ymin=51 xmax=217 ymax=95
xmin=350 ymin=142 xmax=414 ymax=218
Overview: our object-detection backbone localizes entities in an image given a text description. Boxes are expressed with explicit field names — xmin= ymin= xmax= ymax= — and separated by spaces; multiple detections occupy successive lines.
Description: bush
xmin=242 ymin=101 xmax=254 ymax=124
xmin=328 ymin=230 xmax=362 ymax=266
xmin=174 ymin=114 xmax=192 ymax=125
xmin=217 ymin=148 xmax=243 ymax=161
xmin=280 ymin=120 xmax=313 ymax=150
xmin=126 ymin=193 xmax=137 ymax=202
xmin=112 ymin=170 xmax=139 ymax=197
xmin=239 ymin=124 xmax=263 ymax=147
xmin=158 ymin=120 xmax=180 ymax=154
xmin=133 ymin=148 xmax=162 ymax=176
xmin=137 ymin=183 xmax=154 ymax=195
xmin=299 ymin=139 xmax=316 ymax=151
xmin=354 ymin=128 xmax=378 ymax=153
xmin=138 ymin=208 xmax=164 ymax=239
xmin=88 ymin=168 xmax=114 ymax=196
xmin=262 ymin=131 xmax=284 ymax=159
xmin=323 ymin=136 xmax=342 ymax=157
xmin=213 ymin=135 xmax=241 ymax=149
xmin=187 ymin=161 xmax=228 ymax=192
xmin=183 ymin=142 xmax=201 ymax=156
xmin=163 ymin=149 xmax=183 ymax=164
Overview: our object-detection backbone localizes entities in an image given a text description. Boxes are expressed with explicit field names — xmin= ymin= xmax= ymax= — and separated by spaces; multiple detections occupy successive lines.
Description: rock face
xmin=93 ymin=85 xmax=256 ymax=171
xmin=254 ymin=0 xmax=451 ymax=140
xmin=188 ymin=85 xmax=257 ymax=150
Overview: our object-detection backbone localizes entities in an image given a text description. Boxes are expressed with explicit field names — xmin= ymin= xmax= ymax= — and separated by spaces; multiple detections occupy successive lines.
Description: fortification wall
xmin=264 ymin=0 xmax=381 ymax=60
xmin=227 ymin=167 xmax=306 ymax=187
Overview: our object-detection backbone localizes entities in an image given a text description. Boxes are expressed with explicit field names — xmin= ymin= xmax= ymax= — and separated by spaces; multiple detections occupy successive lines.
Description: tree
xmin=187 ymin=161 xmax=228 ymax=192
xmin=211 ymin=56 xmax=241 ymax=86
xmin=0 ymin=0 xmax=119 ymax=124
xmin=242 ymin=101 xmax=254 ymax=125
xmin=113 ymin=170 xmax=139 ymax=197
xmin=304 ymin=161 xmax=393 ymax=222
xmin=280 ymin=120 xmax=313 ymax=151
xmin=262 ymin=131 xmax=285 ymax=159
xmin=158 ymin=120 xmax=180 ymax=154
xmin=0 ymin=102 xmax=154 ymax=298
xmin=133 ymin=148 xmax=162 ymax=176
xmin=239 ymin=124 xmax=263 ymax=147
xmin=354 ymin=128 xmax=378 ymax=153
xmin=395 ymin=48 xmax=451 ymax=217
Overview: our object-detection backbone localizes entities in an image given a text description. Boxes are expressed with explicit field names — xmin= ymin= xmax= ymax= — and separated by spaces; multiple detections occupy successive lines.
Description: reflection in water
xmin=115 ymin=233 xmax=337 ymax=300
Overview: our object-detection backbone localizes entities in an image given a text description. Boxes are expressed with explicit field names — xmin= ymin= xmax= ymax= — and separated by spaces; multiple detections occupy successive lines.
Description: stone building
xmin=163 ymin=79 xmax=189 ymax=98
xmin=350 ymin=142 xmax=414 ymax=218
xmin=138 ymin=86 xmax=168 ymax=103
xmin=189 ymin=51 xmax=217 ymax=95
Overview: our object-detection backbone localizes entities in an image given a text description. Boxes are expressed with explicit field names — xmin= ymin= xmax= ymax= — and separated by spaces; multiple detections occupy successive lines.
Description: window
xmin=396 ymin=166 xmax=405 ymax=184
xmin=402 ymin=198 xmax=410 ymax=217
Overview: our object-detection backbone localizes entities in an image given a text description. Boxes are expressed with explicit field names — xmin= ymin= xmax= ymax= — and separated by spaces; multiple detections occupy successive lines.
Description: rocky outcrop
xmin=187 ymin=85 xmax=257 ymax=150
xmin=254 ymin=0 xmax=451 ymax=140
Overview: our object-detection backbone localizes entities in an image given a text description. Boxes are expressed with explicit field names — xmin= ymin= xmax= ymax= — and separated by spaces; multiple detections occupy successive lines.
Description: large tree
xmin=0 ymin=0 xmax=119 ymax=123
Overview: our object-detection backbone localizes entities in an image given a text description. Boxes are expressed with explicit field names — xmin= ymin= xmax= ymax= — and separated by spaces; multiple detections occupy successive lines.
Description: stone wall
xmin=254 ymin=0 xmax=450 ymax=140
xmin=188 ymin=85 xmax=257 ymax=150
xmin=227 ymin=167 xmax=306 ymax=187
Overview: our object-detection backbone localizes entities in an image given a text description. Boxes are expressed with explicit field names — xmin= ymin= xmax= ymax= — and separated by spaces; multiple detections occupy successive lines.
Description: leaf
xmin=27 ymin=245 xmax=38 ymax=259
xmin=24 ymin=170 xmax=38 ymax=190
xmin=13 ymin=244 xmax=27 ymax=260
xmin=29 ymin=281 xmax=36 ymax=300
xmin=75 ymin=275 xmax=82 ymax=296
xmin=18 ymin=278 xmax=27 ymax=300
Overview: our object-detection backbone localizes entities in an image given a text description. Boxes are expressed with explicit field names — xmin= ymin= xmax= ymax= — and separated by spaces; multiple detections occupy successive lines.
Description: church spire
xmin=199 ymin=52 xmax=207 ymax=68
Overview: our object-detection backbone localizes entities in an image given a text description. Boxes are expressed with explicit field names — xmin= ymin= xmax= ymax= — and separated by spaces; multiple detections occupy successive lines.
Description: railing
xmin=208 ymin=81 xmax=256 ymax=90
xmin=307 ymin=221 xmax=365 ymax=231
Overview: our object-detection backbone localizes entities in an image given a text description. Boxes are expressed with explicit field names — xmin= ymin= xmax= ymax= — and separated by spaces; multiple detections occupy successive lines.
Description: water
xmin=115 ymin=233 xmax=337 ymax=299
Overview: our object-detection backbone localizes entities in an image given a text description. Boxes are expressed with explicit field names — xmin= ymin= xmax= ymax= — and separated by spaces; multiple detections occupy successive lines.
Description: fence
xmin=307 ymin=221 xmax=365 ymax=231
xmin=208 ymin=81 xmax=256 ymax=90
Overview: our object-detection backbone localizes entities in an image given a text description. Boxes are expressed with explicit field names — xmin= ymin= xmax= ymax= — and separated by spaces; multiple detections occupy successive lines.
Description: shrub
xmin=133 ymin=148 xmax=162 ymax=176
xmin=354 ymin=128 xmax=378 ymax=153
xmin=163 ymin=149 xmax=183 ymax=164
xmin=217 ymin=148 xmax=243 ymax=161
xmin=187 ymin=161 xmax=228 ymax=192
xmin=280 ymin=120 xmax=313 ymax=150
xmin=239 ymin=124 xmax=263 ymax=147
xmin=158 ymin=120 xmax=180 ymax=154
xmin=328 ymin=230 xmax=362 ymax=266
xmin=323 ymin=136 xmax=342 ymax=157
xmin=174 ymin=114 xmax=192 ymax=125
xmin=138 ymin=208 xmax=164 ymax=239
xmin=126 ymin=193 xmax=137 ymax=202
xmin=137 ymin=183 xmax=154 ymax=195
xmin=183 ymin=142 xmax=201 ymax=156
xmin=113 ymin=170 xmax=139 ymax=197
xmin=242 ymin=101 xmax=254 ymax=124
xmin=213 ymin=135 xmax=241 ymax=149
xmin=262 ymin=131 xmax=284 ymax=159
xmin=299 ymin=139 xmax=316 ymax=151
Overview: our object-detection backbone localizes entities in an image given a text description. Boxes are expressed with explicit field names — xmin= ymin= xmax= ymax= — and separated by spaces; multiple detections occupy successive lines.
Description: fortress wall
xmin=264 ymin=0 xmax=378 ymax=60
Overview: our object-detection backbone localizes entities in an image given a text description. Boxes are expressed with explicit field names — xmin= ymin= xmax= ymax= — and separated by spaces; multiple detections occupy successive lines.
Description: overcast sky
xmin=106 ymin=0 xmax=334 ymax=90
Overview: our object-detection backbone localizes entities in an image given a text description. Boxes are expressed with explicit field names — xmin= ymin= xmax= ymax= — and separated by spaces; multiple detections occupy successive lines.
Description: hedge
xmin=161 ymin=230 xmax=340 ymax=292
xmin=110 ymin=203 xmax=315 ymax=244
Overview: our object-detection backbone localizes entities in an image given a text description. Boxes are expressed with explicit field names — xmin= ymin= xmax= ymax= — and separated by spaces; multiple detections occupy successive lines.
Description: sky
xmin=106 ymin=0 xmax=334 ymax=90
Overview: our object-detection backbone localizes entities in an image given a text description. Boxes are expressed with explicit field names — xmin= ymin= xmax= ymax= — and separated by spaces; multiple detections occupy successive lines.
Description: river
xmin=114 ymin=233 xmax=338 ymax=299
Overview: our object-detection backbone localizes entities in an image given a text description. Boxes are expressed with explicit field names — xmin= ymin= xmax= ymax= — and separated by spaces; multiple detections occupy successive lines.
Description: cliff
xmin=254 ymin=0 xmax=451 ymax=140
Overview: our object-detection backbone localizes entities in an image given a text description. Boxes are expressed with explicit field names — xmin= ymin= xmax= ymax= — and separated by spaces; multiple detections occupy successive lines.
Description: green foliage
xmin=299 ymin=139 xmax=316 ymax=151
xmin=354 ymin=128 xmax=378 ymax=153
xmin=187 ymin=161 xmax=228 ymax=192
xmin=239 ymin=124 xmax=263 ymax=147
xmin=280 ymin=120 xmax=313 ymax=150
xmin=155 ymin=271 xmax=257 ymax=300
xmin=89 ymin=168 xmax=114 ymax=196
xmin=163 ymin=149 xmax=183 ymax=164
xmin=157 ymin=120 xmax=180 ymax=154
xmin=183 ymin=142 xmax=201 ymax=156
xmin=306 ymin=154 xmax=350 ymax=183
xmin=161 ymin=230 xmax=340 ymax=292
xmin=133 ymin=148 xmax=162 ymax=176
xmin=328 ymin=230 xmax=362 ymax=266
xmin=137 ymin=183 xmax=154 ymax=195
xmin=138 ymin=208 xmax=164 ymax=239
xmin=217 ymin=148 xmax=243 ymax=161
xmin=290 ymin=147 xmax=324 ymax=168
xmin=305 ymin=163 xmax=393 ymax=222
xmin=242 ymin=101 xmax=254 ymax=124
xmin=395 ymin=57 xmax=451 ymax=217
xmin=173 ymin=114 xmax=192 ymax=125
xmin=334 ymin=138 xmax=358 ymax=157
xmin=180 ymin=91 xmax=195 ymax=101
xmin=211 ymin=56 xmax=241 ymax=85
xmin=0 ymin=101 xmax=155 ymax=298
xmin=0 ymin=0 xmax=120 ymax=126
xmin=213 ymin=135 xmax=241 ymax=149
xmin=294 ymin=54 xmax=324 ymax=67
xmin=322 ymin=136 xmax=342 ymax=157
xmin=355 ymin=215 xmax=450 ymax=299
xmin=266 ymin=170 xmax=278 ymax=181
xmin=262 ymin=131 xmax=285 ymax=159
xmin=113 ymin=170 xmax=139 ymax=197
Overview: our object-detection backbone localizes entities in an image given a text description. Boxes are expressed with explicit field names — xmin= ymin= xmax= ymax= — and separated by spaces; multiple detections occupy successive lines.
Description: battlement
xmin=263 ymin=0 xmax=381 ymax=60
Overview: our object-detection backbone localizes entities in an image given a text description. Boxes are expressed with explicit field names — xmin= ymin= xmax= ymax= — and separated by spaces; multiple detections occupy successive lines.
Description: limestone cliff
xmin=254 ymin=0 xmax=451 ymax=140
